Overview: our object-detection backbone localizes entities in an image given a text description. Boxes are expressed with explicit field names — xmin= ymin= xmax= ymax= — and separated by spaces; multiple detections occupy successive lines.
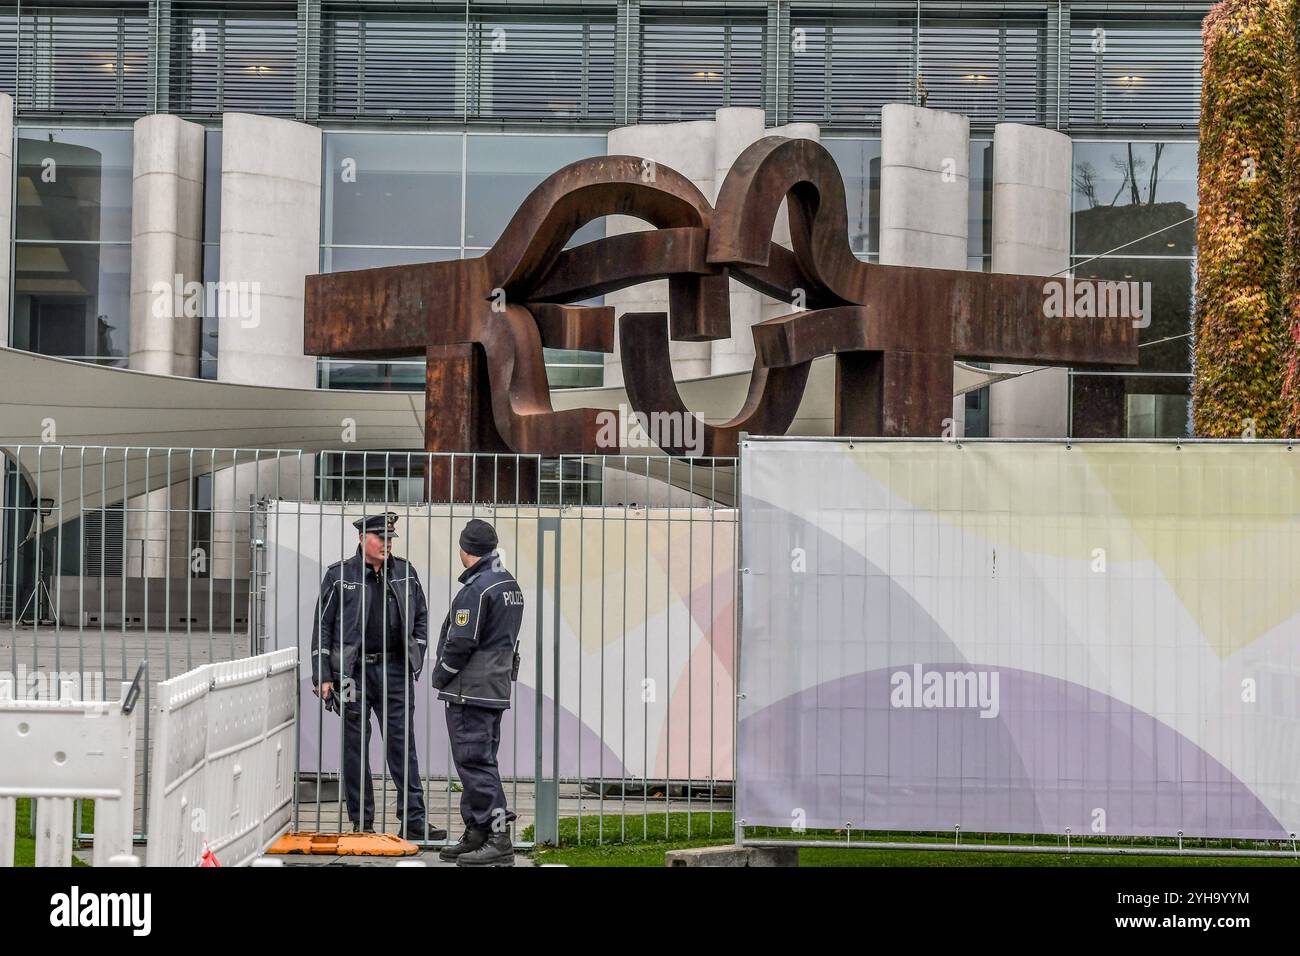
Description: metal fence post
xmin=532 ymin=515 xmax=561 ymax=846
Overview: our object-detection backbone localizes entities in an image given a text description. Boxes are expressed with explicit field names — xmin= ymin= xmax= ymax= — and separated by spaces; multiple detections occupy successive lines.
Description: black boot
xmin=399 ymin=820 xmax=448 ymax=842
xmin=456 ymin=830 xmax=514 ymax=867
xmin=438 ymin=827 xmax=489 ymax=862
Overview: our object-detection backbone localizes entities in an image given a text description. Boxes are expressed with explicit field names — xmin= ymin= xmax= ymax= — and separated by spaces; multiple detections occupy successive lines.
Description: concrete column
xmin=988 ymin=123 xmax=1073 ymax=437
xmin=129 ymin=114 xmax=204 ymax=377
xmin=604 ymin=120 xmax=716 ymax=388
xmin=217 ymin=113 xmax=321 ymax=388
xmin=879 ymin=104 xmax=970 ymax=434
xmin=879 ymin=104 xmax=970 ymax=270
xmin=0 ymin=94 xmax=12 ymax=348
xmin=211 ymin=455 xmax=316 ymax=585
xmin=125 ymin=480 xmax=192 ymax=579
xmin=710 ymin=108 xmax=766 ymax=376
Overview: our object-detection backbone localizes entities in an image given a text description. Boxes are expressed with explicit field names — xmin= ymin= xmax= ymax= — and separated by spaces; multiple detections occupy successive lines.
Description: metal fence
xmin=735 ymin=436 xmax=1300 ymax=860
xmin=0 ymin=445 xmax=740 ymax=851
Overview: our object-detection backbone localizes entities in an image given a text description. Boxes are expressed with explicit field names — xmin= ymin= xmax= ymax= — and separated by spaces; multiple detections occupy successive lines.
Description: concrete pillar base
xmin=665 ymin=845 xmax=798 ymax=867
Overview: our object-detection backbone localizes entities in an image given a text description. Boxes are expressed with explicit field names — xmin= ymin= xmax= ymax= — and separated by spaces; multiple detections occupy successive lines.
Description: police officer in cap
xmin=311 ymin=512 xmax=445 ymax=841
xmin=433 ymin=518 xmax=525 ymax=866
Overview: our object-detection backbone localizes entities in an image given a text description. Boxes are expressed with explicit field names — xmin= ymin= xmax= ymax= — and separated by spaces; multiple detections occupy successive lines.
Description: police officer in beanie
xmin=433 ymin=518 xmax=525 ymax=866
xmin=311 ymin=513 xmax=446 ymax=841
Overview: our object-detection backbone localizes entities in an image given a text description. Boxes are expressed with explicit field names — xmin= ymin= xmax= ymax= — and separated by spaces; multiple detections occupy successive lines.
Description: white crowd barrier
xmin=146 ymin=648 xmax=297 ymax=867
xmin=0 ymin=680 xmax=139 ymax=867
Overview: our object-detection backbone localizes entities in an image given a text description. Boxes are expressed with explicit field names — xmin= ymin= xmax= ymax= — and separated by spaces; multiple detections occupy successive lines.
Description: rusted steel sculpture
xmin=306 ymin=137 xmax=1137 ymax=479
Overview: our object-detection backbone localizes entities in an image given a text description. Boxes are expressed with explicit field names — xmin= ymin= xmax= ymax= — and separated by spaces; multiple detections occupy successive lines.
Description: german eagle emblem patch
xmin=455 ymin=609 xmax=470 ymax=627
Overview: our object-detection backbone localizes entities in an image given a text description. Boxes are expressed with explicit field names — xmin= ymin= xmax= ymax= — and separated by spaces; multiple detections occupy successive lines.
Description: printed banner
xmin=738 ymin=439 xmax=1300 ymax=839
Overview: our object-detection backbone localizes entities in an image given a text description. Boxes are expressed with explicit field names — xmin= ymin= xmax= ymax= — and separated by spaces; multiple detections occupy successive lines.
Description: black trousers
xmin=341 ymin=656 xmax=426 ymax=830
xmin=445 ymin=702 xmax=515 ymax=832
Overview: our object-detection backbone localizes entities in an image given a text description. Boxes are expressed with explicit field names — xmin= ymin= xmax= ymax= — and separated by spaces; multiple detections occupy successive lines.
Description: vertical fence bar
xmin=550 ymin=510 xmax=561 ymax=845
xmin=664 ymin=455 xmax=671 ymax=836
xmin=686 ymin=455 xmax=694 ymax=837
xmin=575 ymin=456 xmax=585 ymax=844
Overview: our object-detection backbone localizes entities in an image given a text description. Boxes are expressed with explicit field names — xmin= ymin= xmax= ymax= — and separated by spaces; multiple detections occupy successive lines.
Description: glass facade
xmin=16 ymin=7 xmax=150 ymax=113
xmin=968 ymin=139 xmax=994 ymax=272
xmin=1069 ymin=140 xmax=1198 ymax=438
xmin=200 ymin=130 xmax=222 ymax=380
xmin=321 ymin=10 xmax=617 ymax=121
xmin=318 ymin=131 xmax=608 ymax=391
xmin=13 ymin=128 xmax=134 ymax=366
xmin=0 ymin=4 xmax=1211 ymax=443
xmin=0 ymin=5 xmax=1209 ymax=128
xmin=169 ymin=5 xmax=300 ymax=116
xmin=822 ymin=138 xmax=880 ymax=258
xmin=639 ymin=17 xmax=765 ymax=120
xmin=317 ymin=451 xmax=601 ymax=506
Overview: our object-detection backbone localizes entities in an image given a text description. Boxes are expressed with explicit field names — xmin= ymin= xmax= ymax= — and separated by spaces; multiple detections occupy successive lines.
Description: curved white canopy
xmin=0 ymin=346 xmax=1017 ymax=514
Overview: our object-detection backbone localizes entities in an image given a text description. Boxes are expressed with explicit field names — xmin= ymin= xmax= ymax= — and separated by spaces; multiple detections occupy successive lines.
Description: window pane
xmin=474 ymin=16 xmax=615 ymax=119
xmin=321 ymin=246 xmax=459 ymax=273
xmin=639 ymin=19 xmax=764 ymax=120
xmin=322 ymin=132 xmax=463 ymax=247
xmin=19 ymin=9 xmax=150 ymax=112
xmin=464 ymin=135 xmax=606 ymax=248
xmin=324 ymin=13 xmax=463 ymax=118
xmin=791 ymin=19 xmax=914 ymax=125
xmin=319 ymin=359 xmax=426 ymax=392
xmin=12 ymin=242 xmax=130 ymax=364
xmin=204 ymin=131 xmax=222 ymax=243
xmin=315 ymin=451 xmax=427 ymax=503
xmin=921 ymin=19 xmax=1043 ymax=124
xmin=1071 ymin=373 xmax=1191 ymax=438
xmin=968 ymin=140 xmax=993 ymax=261
xmin=823 ymin=138 xmax=880 ymax=257
xmin=1070 ymin=21 xmax=1203 ymax=128
xmin=170 ymin=8 xmax=298 ymax=114
xmin=17 ymin=128 xmax=134 ymax=243
xmin=201 ymin=243 xmax=220 ymax=379
xmin=1069 ymin=256 xmax=1194 ymax=374
xmin=544 ymin=348 xmax=603 ymax=389
xmin=0 ymin=11 xmax=17 ymax=98
xmin=1072 ymin=142 xmax=1197 ymax=255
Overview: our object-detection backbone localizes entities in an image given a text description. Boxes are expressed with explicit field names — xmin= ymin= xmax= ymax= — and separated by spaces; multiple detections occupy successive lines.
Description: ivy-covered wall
xmin=1281 ymin=0 xmax=1300 ymax=432
xmin=1194 ymin=0 xmax=1296 ymax=437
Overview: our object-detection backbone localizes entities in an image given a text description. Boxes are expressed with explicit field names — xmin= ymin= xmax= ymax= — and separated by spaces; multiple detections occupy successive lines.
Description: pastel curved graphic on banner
xmin=737 ymin=665 xmax=1288 ymax=839
xmin=653 ymin=572 xmax=737 ymax=779
xmin=738 ymin=439 xmax=1300 ymax=840
xmin=828 ymin=441 xmax=1300 ymax=658
xmin=297 ymin=676 xmax=629 ymax=780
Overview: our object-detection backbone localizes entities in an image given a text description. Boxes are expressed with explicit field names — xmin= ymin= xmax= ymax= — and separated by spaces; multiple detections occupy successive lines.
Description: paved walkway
xmin=294 ymin=778 xmax=733 ymax=842
xmin=271 ymin=848 xmax=537 ymax=867
xmin=71 ymin=845 xmax=538 ymax=867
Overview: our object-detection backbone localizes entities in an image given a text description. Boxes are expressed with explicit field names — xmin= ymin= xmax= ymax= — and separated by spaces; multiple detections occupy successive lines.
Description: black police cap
xmin=459 ymin=518 xmax=498 ymax=557
xmin=353 ymin=512 xmax=399 ymax=539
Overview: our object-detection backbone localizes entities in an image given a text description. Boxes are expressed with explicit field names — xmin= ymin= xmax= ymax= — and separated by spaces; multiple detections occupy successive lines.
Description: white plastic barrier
xmin=0 ymin=681 xmax=138 ymax=867
xmin=146 ymin=648 xmax=297 ymax=867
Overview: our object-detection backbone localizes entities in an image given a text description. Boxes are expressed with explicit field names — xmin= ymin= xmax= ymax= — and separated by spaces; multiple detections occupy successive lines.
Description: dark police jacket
xmin=311 ymin=550 xmax=429 ymax=687
xmin=431 ymin=553 xmax=524 ymax=710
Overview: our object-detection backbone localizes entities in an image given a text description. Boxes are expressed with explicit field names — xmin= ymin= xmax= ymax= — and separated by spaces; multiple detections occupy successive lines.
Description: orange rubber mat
xmin=267 ymin=832 xmax=420 ymax=856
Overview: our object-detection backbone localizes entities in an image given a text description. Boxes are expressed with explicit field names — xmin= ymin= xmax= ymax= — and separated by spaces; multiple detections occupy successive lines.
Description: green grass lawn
xmin=12 ymin=798 xmax=93 ymax=867
xmin=521 ymin=813 xmax=1300 ymax=868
